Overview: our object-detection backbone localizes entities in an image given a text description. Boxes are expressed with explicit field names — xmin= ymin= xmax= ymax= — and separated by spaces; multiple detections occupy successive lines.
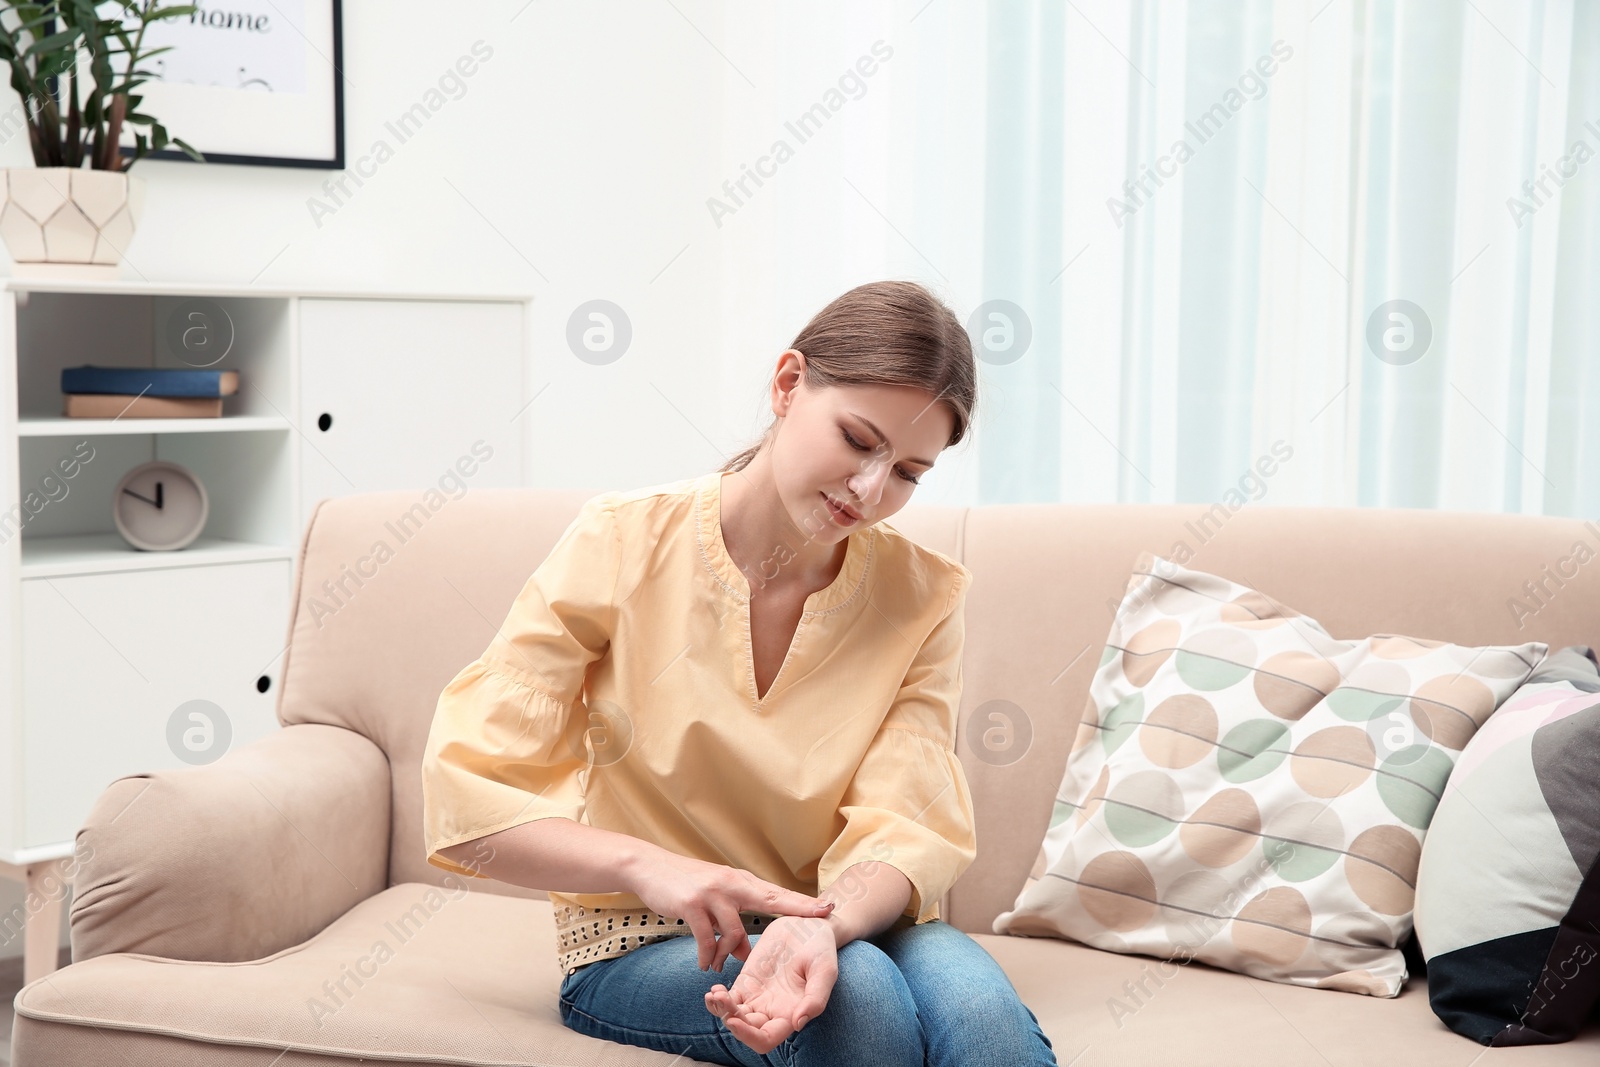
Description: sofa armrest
xmin=68 ymin=723 xmax=390 ymax=963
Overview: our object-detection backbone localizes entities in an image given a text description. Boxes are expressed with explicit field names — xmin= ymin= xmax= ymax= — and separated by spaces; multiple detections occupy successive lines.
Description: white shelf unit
xmin=19 ymin=414 xmax=293 ymax=435
xmin=20 ymin=533 xmax=293 ymax=579
xmin=0 ymin=278 xmax=534 ymax=980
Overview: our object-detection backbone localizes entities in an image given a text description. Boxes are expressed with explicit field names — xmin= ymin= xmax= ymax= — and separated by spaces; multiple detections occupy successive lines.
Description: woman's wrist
xmin=823 ymin=907 xmax=856 ymax=949
xmin=765 ymin=913 xmax=844 ymax=955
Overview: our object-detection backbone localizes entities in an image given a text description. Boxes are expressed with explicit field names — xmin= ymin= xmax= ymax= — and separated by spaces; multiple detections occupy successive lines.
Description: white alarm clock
xmin=112 ymin=460 xmax=209 ymax=551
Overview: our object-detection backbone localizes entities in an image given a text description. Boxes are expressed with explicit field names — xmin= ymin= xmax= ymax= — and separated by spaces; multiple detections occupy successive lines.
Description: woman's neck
xmin=719 ymin=465 xmax=848 ymax=597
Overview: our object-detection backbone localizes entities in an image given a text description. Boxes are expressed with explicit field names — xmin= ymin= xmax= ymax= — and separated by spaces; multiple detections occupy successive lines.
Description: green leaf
xmin=171 ymin=135 xmax=203 ymax=163
xmin=13 ymin=0 xmax=200 ymax=171
xmin=23 ymin=29 xmax=81 ymax=55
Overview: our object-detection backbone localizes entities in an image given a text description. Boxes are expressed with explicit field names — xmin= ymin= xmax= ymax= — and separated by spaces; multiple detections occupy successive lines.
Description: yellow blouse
xmin=420 ymin=468 xmax=977 ymax=975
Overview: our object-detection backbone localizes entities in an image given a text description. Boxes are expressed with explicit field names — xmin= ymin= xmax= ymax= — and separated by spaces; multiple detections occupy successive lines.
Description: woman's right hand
xmin=626 ymin=850 xmax=835 ymax=973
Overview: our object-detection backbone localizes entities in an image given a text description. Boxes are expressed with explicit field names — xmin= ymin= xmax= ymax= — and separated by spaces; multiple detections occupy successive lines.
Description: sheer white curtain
xmin=708 ymin=0 xmax=1596 ymax=516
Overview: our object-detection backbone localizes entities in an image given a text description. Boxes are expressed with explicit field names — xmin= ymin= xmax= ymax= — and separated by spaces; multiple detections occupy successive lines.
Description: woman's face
xmin=767 ymin=349 xmax=954 ymax=543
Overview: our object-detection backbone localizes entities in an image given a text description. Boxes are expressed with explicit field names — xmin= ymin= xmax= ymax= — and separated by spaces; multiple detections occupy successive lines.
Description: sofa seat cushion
xmin=13 ymin=883 xmax=1600 ymax=1066
xmin=981 ymin=932 xmax=1600 ymax=1065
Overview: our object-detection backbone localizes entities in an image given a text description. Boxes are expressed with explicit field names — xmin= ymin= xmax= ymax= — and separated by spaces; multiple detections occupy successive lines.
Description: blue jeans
xmin=557 ymin=918 xmax=1057 ymax=1066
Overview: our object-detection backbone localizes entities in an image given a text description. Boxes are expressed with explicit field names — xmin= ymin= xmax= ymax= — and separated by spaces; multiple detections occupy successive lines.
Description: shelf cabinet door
xmin=20 ymin=560 xmax=290 ymax=849
xmin=297 ymin=299 xmax=526 ymax=525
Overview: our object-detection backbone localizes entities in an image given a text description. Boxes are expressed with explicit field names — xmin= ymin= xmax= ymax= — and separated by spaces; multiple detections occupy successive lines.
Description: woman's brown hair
xmin=720 ymin=280 xmax=977 ymax=473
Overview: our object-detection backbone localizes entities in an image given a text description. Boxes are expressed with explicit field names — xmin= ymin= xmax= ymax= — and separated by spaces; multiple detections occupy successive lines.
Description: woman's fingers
xmin=758 ymin=886 xmax=837 ymax=919
xmin=796 ymin=953 xmax=837 ymax=1024
xmin=707 ymin=986 xmax=769 ymax=1029
xmin=683 ymin=909 xmax=720 ymax=973
xmin=705 ymin=901 xmax=748 ymax=972
xmin=723 ymin=1011 xmax=789 ymax=1054
xmin=710 ymin=982 xmax=792 ymax=1054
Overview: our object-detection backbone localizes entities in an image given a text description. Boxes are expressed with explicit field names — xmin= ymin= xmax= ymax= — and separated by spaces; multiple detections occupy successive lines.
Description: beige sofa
xmin=12 ymin=485 xmax=1600 ymax=1065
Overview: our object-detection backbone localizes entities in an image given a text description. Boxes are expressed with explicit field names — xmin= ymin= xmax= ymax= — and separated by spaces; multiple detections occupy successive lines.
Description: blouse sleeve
xmin=420 ymin=494 xmax=621 ymax=879
xmin=815 ymin=566 xmax=978 ymax=923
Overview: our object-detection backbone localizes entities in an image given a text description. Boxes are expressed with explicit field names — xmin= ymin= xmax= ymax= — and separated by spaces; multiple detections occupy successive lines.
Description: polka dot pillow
xmin=993 ymin=552 xmax=1548 ymax=997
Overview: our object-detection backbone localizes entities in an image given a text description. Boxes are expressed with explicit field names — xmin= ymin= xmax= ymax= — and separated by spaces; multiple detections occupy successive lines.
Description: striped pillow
xmin=994 ymin=552 xmax=1547 ymax=997
xmin=1413 ymin=645 xmax=1600 ymax=1044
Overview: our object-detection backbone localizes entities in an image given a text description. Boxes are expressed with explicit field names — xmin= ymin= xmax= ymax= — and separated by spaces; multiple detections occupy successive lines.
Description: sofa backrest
xmin=278 ymin=485 xmax=1600 ymax=934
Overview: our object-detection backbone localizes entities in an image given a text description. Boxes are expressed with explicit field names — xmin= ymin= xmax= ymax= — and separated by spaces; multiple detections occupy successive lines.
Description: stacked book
xmin=61 ymin=364 xmax=240 ymax=418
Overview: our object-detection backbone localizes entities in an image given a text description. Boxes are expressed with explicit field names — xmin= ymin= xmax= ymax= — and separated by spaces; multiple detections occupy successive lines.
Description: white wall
xmin=0 ymin=0 xmax=983 ymax=503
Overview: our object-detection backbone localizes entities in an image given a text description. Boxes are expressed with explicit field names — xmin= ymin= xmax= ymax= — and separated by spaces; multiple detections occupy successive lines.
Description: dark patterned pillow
xmin=1414 ymin=645 xmax=1600 ymax=1045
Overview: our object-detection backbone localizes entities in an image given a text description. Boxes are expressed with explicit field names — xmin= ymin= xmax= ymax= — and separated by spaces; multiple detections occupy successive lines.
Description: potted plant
xmin=0 ymin=1 xmax=203 ymax=277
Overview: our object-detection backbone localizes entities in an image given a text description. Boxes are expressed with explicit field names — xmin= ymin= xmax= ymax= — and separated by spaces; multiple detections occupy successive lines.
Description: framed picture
xmin=112 ymin=0 xmax=345 ymax=169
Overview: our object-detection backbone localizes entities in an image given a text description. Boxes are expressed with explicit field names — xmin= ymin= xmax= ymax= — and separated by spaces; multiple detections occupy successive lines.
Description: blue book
xmin=61 ymin=364 xmax=240 ymax=398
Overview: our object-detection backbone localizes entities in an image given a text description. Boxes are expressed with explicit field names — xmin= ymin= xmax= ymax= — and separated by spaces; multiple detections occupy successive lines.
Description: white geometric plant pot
xmin=0 ymin=167 xmax=145 ymax=279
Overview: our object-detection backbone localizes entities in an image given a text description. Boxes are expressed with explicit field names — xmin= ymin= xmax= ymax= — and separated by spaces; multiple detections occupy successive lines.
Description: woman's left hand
xmin=704 ymin=915 xmax=837 ymax=1054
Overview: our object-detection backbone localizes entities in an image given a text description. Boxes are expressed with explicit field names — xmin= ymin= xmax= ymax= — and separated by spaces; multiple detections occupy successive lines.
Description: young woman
xmin=421 ymin=281 xmax=1057 ymax=1065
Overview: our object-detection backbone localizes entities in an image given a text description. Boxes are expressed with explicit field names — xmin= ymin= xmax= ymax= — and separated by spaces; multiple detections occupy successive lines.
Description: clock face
xmin=113 ymin=461 xmax=208 ymax=551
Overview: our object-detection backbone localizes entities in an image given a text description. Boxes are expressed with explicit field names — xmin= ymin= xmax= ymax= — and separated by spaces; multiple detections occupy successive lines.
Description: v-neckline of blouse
xmin=696 ymin=469 xmax=873 ymax=705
